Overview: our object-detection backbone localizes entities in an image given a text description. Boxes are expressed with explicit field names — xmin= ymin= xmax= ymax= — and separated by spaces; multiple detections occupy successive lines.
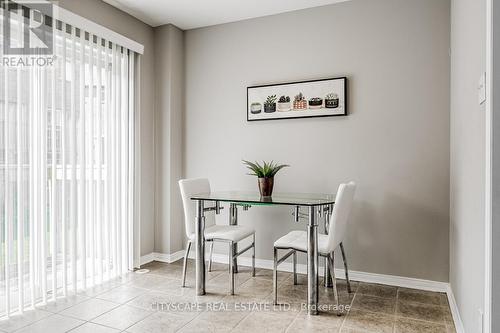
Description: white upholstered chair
xmin=273 ymin=182 xmax=356 ymax=313
xmin=179 ymin=178 xmax=256 ymax=294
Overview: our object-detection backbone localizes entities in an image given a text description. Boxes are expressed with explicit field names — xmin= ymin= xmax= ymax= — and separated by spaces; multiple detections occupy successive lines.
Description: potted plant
xmin=324 ymin=93 xmax=339 ymax=108
xmin=277 ymin=95 xmax=291 ymax=112
xmin=264 ymin=95 xmax=277 ymax=113
xmin=293 ymin=92 xmax=307 ymax=110
xmin=243 ymin=160 xmax=289 ymax=197
xmin=250 ymin=102 xmax=262 ymax=114
xmin=308 ymin=97 xmax=323 ymax=109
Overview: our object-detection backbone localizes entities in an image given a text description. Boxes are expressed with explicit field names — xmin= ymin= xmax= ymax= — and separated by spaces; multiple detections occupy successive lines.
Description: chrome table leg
xmin=195 ymin=200 xmax=206 ymax=295
xmin=273 ymin=247 xmax=278 ymax=305
xmin=252 ymin=233 xmax=256 ymax=277
xmin=292 ymin=250 xmax=297 ymax=285
xmin=229 ymin=242 xmax=235 ymax=295
xmin=229 ymin=203 xmax=238 ymax=273
xmin=307 ymin=206 xmax=319 ymax=315
xmin=324 ymin=205 xmax=332 ymax=288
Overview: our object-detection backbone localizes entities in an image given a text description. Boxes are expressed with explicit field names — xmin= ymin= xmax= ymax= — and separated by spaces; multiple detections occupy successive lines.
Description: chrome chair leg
xmin=273 ymin=247 xmax=278 ymax=305
xmin=252 ymin=234 xmax=256 ymax=277
xmin=292 ymin=250 xmax=297 ymax=285
xmin=339 ymin=242 xmax=352 ymax=293
xmin=229 ymin=242 xmax=235 ymax=295
xmin=181 ymin=241 xmax=192 ymax=287
xmin=327 ymin=253 xmax=340 ymax=316
xmin=208 ymin=241 xmax=214 ymax=272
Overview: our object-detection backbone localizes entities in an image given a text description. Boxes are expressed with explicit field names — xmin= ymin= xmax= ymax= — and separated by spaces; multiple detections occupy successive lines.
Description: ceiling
xmin=102 ymin=0 xmax=350 ymax=30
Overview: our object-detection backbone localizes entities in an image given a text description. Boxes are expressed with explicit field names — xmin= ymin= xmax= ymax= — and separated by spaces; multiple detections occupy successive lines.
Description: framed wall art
xmin=247 ymin=77 xmax=347 ymax=121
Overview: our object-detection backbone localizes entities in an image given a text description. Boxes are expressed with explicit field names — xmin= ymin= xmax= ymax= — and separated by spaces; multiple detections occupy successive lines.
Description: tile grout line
xmin=230 ymin=310 xmax=253 ymax=331
xmin=171 ymin=308 xmax=210 ymax=332
xmin=84 ymin=288 xmax=168 ymax=331
xmin=338 ymin=287 xmax=357 ymax=332
xmin=62 ymin=292 xmax=141 ymax=329
xmin=7 ymin=292 xmax=107 ymax=332
xmin=10 ymin=312 xmax=57 ymax=333
xmin=281 ymin=310 xmax=300 ymax=332
xmin=118 ymin=310 xmax=156 ymax=332
xmin=65 ymin=319 xmax=87 ymax=332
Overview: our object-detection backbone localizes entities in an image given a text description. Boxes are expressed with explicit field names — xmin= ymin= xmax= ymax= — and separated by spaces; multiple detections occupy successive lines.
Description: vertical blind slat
xmin=34 ymin=64 xmax=39 ymax=305
xmin=40 ymin=60 xmax=48 ymax=305
xmin=29 ymin=49 xmax=35 ymax=309
xmin=16 ymin=19 xmax=24 ymax=312
xmin=122 ymin=51 xmax=127 ymax=273
xmin=129 ymin=53 xmax=135 ymax=270
xmin=116 ymin=46 xmax=122 ymax=276
xmin=88 ymin=34 xmax=95 ymax=287
xmin=4 ymin=60 xmax=11 ymax=318
xmin=61 ymin=23 xmax=68 ymax=298
xmin=35 ymin=65 xmax=40 ymax=303
xmin=78 ymin=29 xmax=87 ymax=290
xmin=126 ymin=52 xmax=133 ymax=271
xmin=50 ymin=39 xmax=58 ymax=302
xmin=110 ymin=44 xmax=117 ymax=278
xmin=70 ymin=27 xmax=78 ymax=294
xmin=104 ymin=43 xmax=111 ymax=280
xmin=96 ymin=37 xmax=103 ymax=283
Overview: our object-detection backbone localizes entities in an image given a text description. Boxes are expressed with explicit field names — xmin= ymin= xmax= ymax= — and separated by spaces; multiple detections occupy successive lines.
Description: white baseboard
xmin=140 ymin=250 xmax=185 ymax=265
xmin=154 ymin=250 xmax=186 ymax=263
xmin=140 ymin=253 xmax=155 ymax=265
xmin=144 ymin=249 xmax=464 ymax=331
xmin=446 ymin=284 xmax=465 ymax=333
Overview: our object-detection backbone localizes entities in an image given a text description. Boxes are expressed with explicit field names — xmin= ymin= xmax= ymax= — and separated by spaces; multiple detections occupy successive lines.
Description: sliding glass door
xmin=0 ymin=3 xmax=137 ymax=316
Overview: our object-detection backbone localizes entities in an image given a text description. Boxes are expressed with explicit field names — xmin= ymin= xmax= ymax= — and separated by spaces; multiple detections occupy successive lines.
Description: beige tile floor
xmin=0 ymin=260 xmax=457 ymax=333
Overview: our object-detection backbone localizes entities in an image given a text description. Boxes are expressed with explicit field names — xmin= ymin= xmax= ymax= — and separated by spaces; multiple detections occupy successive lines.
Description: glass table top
xmin=190 ymin=191 xmax=335 ymax=206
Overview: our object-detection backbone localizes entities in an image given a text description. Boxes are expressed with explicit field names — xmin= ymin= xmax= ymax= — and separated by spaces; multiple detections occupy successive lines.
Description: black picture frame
xmin=247 ymin=76 xmax=348 ymax=122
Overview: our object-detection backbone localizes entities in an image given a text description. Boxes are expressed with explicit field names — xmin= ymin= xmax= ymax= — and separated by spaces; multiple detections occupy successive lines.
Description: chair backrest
xmin=178 ymin=178 xmax=216 ymax=239
xmin=327 ymin=182 xmax=356 ymax=252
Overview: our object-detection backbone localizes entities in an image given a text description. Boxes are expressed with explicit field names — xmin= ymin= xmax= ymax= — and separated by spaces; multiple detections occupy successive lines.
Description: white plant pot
xmin=277 ymin=102 xmax=291 ymax=112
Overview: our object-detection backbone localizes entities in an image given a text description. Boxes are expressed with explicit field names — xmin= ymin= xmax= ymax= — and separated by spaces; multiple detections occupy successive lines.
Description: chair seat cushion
xmin=188 ymin=225 xmax=255 ymax=242
xmin=274 ymin=230 xmax=332 ymax=255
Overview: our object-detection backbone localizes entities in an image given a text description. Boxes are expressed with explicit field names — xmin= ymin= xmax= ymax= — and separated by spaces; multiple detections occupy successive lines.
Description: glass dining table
xmin=190 ymin=191 xmax=336 ymax=315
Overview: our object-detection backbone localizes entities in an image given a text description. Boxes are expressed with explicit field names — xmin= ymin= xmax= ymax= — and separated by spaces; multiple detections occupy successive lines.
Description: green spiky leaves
xmin=242 ymin=160 xmax=289 ymax=178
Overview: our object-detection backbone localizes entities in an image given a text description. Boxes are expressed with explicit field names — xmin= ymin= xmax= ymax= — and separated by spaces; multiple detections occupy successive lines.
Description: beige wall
xmin=154 ymin=24 xmax=185 ymax=254
xmin=56 ymin=0 xmax=156 ymax=256
xmin=184 ymin=0 xmax=451 ymax=281
xmin=450 ymin=0 xmax=486 ymax=331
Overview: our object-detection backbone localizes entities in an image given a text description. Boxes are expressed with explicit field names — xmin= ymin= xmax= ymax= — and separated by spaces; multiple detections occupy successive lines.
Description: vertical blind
xmin=0 ymin=4 xmax=137 ymax=316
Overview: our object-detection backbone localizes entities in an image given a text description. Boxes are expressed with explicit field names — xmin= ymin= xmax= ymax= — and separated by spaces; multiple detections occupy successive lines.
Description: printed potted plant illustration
xmin=308 ymin=97 xmax=323 ymax=109
xmin=250 ymin=102 xmax=262 ymax=114
xmin=243 ymin=160 xmax=289 ymax=197
xmin=277 ymin=95 xmax=291 ymax=112
xmin=264 ymin=95 xmax=277 ymax=113
xmin=293 ymin=92 xmax=307 ymax=110
xmin=324 ymin=93 xmax=339 ymax=108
